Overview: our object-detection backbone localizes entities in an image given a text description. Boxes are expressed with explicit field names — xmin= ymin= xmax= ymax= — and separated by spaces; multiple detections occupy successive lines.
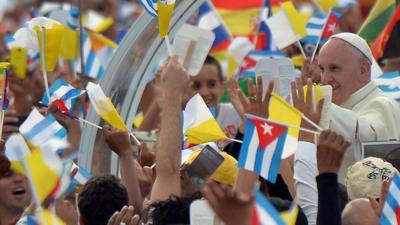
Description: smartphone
xmin=186 ymin=145 xmax=225 ymax=181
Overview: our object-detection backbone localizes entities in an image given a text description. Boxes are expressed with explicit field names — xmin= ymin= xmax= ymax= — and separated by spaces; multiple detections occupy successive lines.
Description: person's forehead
xmin=318 ymin=39 xmax=355 ymax=64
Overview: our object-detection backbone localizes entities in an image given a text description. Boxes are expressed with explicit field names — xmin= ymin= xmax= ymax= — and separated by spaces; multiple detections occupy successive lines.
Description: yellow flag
xmin=314 ymin=0 xmax=339 ymax=13
xmin=60 ymin=27 xmax=79 ymax=60
xmin=226 ymin=56 xmax=239 ymax=80
xmin=185 ymin=118 xmax=228 ymax=144
xmin=281 ymin=2 xmax=308 ymax=37
xmin=291 ymin=54 xmax=305 ymax=68
xmin=303 ymin=84 xmax=324 ymax=106
xmin=10 ymin=47 xmax=27 ymax=79
xmin=10 ymin=148 xmax=62 ymax=203
xmin=269 ymin=93 xmax=302 ymax=158
xmin=86 ymin=82 xmax=128 ymax=131
xmin=34 ymin=23 xmax=65 ymax=72
xmin=158 ymin=0 xmax=176 ymax=38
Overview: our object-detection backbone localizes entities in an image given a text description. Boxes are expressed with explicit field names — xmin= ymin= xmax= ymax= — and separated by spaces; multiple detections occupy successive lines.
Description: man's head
xmin=78 ymin=174 xmax=128 ymax=225
xmin=341 ymin=198 xmax=379 ymax=225
xmin=189 ymin=55 xmax=224 ymax=108
xmin=0 ymin=154 xmax=31 ymax=217
xmin=318 ymin=33 xmax=372 ymax=105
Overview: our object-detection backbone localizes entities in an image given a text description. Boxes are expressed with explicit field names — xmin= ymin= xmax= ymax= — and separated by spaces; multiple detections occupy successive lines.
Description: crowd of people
xmin=1 ymin=0 xmax=400 ymax=225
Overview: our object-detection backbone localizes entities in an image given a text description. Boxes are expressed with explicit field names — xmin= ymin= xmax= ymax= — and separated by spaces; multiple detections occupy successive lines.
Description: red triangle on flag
xmin=249 ymin=118 xmax=287 ymax=149
xmin=240 ymin=55 xmax=257 ymax=72
xmin=396 ymin=207 xmax=400 ymax=225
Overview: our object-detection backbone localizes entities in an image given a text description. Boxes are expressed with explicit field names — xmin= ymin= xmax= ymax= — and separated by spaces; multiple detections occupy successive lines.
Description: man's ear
xmin=359 ymin=59 xmax=372 ymax=82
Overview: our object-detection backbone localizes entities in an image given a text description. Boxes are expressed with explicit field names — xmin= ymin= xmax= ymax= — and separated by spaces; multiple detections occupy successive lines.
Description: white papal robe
xmin=294 ymin=81 xmax=400 ymax=225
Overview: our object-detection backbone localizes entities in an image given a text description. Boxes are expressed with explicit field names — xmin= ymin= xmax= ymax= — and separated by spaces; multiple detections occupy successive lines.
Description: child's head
xmin=189 ymin=55 xmax=224 ymax=108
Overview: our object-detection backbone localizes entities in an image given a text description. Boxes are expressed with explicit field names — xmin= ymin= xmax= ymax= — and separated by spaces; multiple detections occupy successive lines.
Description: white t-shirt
xmin=216 ymin=103 xmax=242 ymax=148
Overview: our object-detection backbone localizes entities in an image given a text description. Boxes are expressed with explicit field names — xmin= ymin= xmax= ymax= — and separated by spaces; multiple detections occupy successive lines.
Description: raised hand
xmin=2 ymin=110 xmax=19 ymax=141
xmin=107 ymin=205 xmax=140 ymax=225
xmin=227 ymin=79 xmax=245 ymax=117
xmin=300 ymin=59 xmax=321 ymax=84
xmin=316 ymin=130 xmax=350 ymax=174
xmin=368 ymin=177 xmax=391 ymax=216
xmin=202 ymin=181 xmax=253 ymax=225
xmin=291 ymin=77 xmax=324 ymax=129
xmin=102 ymin=125 xmax=132 ymax=157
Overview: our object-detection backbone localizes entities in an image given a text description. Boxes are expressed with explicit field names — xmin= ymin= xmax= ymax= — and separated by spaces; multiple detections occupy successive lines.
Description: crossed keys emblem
xmin=362 ymin=160 xmax=392 ymax=180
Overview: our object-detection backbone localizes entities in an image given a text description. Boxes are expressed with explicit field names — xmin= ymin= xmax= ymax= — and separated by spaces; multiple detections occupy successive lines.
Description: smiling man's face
xmin=0 ymin=171 xmax=31 ymax=214
xmin=318 ymin=38 xmax=369 ymax=105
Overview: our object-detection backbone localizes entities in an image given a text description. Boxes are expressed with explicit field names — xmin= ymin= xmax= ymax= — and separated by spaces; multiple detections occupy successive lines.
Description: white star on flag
xmin=327 ymin=23 xmax=336 ymax=33
xmin=262 ymin=123 xmax=273 ymax=136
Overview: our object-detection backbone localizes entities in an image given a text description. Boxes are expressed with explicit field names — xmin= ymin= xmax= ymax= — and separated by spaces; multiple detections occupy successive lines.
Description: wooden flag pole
xmin=40 ymin=27 xmax=51 ymax=101
xmin=297 ymin=40 xmax=307 ymax=60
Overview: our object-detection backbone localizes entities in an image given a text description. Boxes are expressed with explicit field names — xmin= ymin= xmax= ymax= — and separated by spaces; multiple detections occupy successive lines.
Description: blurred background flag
xmin=374 ymin=71 xmax=400 ymax=103
xmin=253 ymin=189 xmax=286 ymax=225
xmin=380 ymin=172 xmax=400 ymax=225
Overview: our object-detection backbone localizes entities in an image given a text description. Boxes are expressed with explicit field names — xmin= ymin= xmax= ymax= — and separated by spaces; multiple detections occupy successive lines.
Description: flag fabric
xmin=320 ymin=9 xmax=341 ymax=42
xmin=158 ymin=0 xmax=175 ymax=38
xmin=226 ymin=37 xmax=254 ymax=80
xmin=212 ymin=0 xmax=264 ymax=36
xmin=86 ymin=82 xmax=128 ymax=131
xmin=252 ymin=189 xmax=285 ymax=225
xmin=67 ymin=6 xmax=79 ymax=29
xmin=280 ymin=203 xmax=299 ymax=225
xmin=19 ymin=108 xmax=67 ymax=147
xmin=358 ymin=0 xmax=399 ymax=44
xmin=183 ymin=94 xmax=228 ymax=145
xmin=72 ymin=163 xmax=92 ymax=185
xmin=255 ymin=0 xmax=277 ymax=51
xmin=41 ymin=79 xmax=85 ymax=114
xmin=374 ymin=72 xmax=400 ymax=102
xmin=197 ymin=1 xmax=232 ymax=53
xmin=269 ymin=93 xmax=302 ymax=158
xmin=380 ymin=172 xmax=400 ymax=225
xmin=238 ymin=115 xmax=287 ymax=183
xmin=371 ymin=5 xmax=400 ymax=60
xmin=139 ymin=0 xmax=157 ymax=17
xmin=27 ymin=209 xmax=66 ymax=225
xmin=74 ymin=30 xmax=116 ymax=80
xmin=265 ymin=2 xmax=307 ymax=49
xmin=27 ymin=17 xmax=65 ymax=72
xmin=313 ymin=0 xmax=339 ymax=13
xmin=240 ymin=50 xmax=286 ymax=78
xmin=280 ymin=1 xmax=308 ymax=37
xmin=5 ymin=32 xmax=40 ymax=73
xmin=303 ymin=13 xmax=327 ymax=45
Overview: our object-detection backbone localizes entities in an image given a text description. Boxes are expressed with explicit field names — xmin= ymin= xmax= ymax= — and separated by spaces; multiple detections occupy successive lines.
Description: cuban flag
xmin=320 ymin=9 xmax=341 ymax=43
xmin=303 ymin=13 xmax=327 ymax=45
xmin=374 ymin=72 xmax=400 ymax=103
xmin=197 ymin=1 xmax=232 ymax=53
xmin=381 ymin=172 xmax=400 ymax=225
xmin=238 ymin=114 xmax=287 ymax=183
xmin=252 ymin=189 xmax=285 ymax=225
xmin=41 ymin=79 xmax=86 ymax=114
xmin=240 ymin=50 xmax=285 ymax=78
xmin=19 ymin=108 xmax=67 ymax=147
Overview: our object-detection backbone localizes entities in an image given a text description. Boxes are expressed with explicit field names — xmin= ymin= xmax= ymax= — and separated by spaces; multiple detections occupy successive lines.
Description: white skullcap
xmin=330 ymin=32 xmax=373 ymax=63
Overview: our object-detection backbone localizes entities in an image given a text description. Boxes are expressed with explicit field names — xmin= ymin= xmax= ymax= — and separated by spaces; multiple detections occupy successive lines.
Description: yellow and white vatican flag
xmin=183 ymin=94 xmax=228 ymax=145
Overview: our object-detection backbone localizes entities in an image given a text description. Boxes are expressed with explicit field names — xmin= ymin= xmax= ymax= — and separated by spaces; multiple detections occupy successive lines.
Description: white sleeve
xmin=294 ymin=142 xmax=318 ymax=225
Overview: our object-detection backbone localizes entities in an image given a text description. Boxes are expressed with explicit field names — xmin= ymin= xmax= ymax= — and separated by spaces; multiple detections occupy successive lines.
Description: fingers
xmin=247 ymin=78 xmax=256 ymax=100
xmin=368 ymin=195 xmax=380 ymax=216
xmin=290 ymin=81 xmax=299 ymax=107
xmin=317 ymin=99 xmax=324 ymax=114
xmin=108 ymin=211 xmax=119 ymax=225
xmin=237 ymin=89 xmax=249 ymax=109
xmin=305 ymin=79 xmax=312 ymax=106
xmin=296 ymin=77 xmax=304 ymax=104
xmin=263 ymin=80 xmax=274 ymax=104
xmin=256 ymin=76 xmax=263 ymax=102
xmin=129 ymin=215 xmax=140 ymax=225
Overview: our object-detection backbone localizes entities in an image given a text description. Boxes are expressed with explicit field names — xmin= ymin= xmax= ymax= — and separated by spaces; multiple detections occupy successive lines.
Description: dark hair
xmin=78 ymin=174 xmax=128 ymax=225
xmin=150 ymin=192 xmax=202 ymax=225
xmin=0 ymin=154 xmax=12 ymax=178
xmin=204 ymin=55 xmax=224 ymax=82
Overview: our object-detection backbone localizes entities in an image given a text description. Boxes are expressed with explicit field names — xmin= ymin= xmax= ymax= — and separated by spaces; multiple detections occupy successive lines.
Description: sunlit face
xmin=0 ymin=171 xmax=32 ymax=214
xmin=318 ymin=39 xmax=368 ymax=105
xmin=189 ymin=64 xmax=224 ymax=108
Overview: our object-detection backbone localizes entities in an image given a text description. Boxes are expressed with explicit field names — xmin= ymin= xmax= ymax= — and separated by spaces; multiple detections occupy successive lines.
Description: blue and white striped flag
xmin=72 ymin=163 xmax=92 ymax=185
xmin=74 ymin=32 xmax=106 ymax=80
xmin=67 ymin=6 xmax=79 ymax=29
xmin=41 ymin=79 xmax=85 ymax=114
xmin=253 ymin=189 xmax=285 ymax=225
xmin=381 ymin=172 xmax=400 ymax=225
xmin=302 ymin=13 xmax=327 ymax=45
xmin=19 ymin=108 xmax=67 ymax=147
xmin=238 ymin=115 xmax=287 ymax=183
xmin=140 ymin=0 xmax=157 ymax=17
xmin=374 ymin=72 xmax=400 ymax=103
